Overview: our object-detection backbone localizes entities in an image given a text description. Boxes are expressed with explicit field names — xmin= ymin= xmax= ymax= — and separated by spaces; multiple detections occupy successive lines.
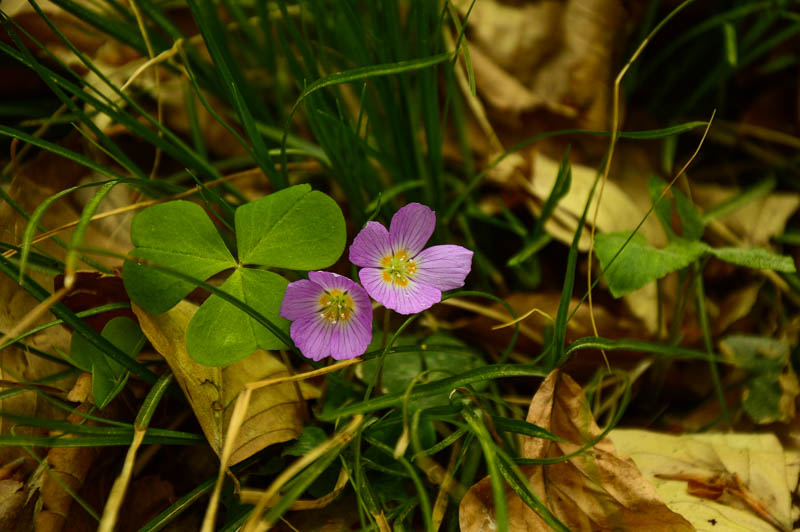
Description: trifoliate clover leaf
xmin=122 ymin=184 xmax=346 ymax=366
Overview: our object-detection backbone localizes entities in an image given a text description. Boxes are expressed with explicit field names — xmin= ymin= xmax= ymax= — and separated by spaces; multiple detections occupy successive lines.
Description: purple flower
xmin=280 ymin=271 xmax=372 ymax=361
xmin=349 ymin=203 xmax=473 ymax=315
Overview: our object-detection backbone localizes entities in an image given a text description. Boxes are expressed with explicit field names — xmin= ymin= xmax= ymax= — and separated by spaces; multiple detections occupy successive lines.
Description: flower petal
xmin=359 ymin=267 xmax=441 ymax=314
xmin=389 ymin=202 xmax=435 ymax=257
xmin=330 ymin=316 xmax=372 ymax=360
xmin=290 ymin=315 xmax=334 ymax=361
xmin=308 ymin=270 xmax=353 ymax=292
xmin=280 ymin=279 xmax=322 ymax=320
xmin=414 ymin=245 xmax=473 ymax=291
xmin=349 ymin=221 xmax=393 ymax=267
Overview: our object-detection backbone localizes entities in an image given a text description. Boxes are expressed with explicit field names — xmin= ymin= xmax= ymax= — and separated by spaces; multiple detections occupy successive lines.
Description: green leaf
xmin=69 ymin=317 xmax=146 ymax=408
xmin=648 ymin=176 xmax=704 ymax=241
xmin=123 ymin=201 xmax=236 ymax=314
xmin=185 ymin=268 xmax=289 ymax=366
xmin=743 ymin=371 xmax=786 ymax=423
xmin=674 ymin=188 xmax=704 ymax=241
xmin=720 ymin=334 xmax=787 ymax=367
xmin=595 ymin=232 xmax=708 ymax=297
xmin=235 ymin=184 xmax=345 ymax=269
xmin=720 ymin=335 xmax=798 ymax=424
xmin=508 ymin=149 xmax=571 ymax=267
xmin=708 ymin=247 xmax=796 ymax=272
xmin=283 ymin=427 xmax=328 ymax=457
xmin=648 ymin=176 xmax=676 ymax=240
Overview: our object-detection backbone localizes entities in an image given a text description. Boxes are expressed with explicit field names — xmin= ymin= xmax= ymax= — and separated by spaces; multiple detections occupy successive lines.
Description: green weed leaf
xmin=236 ymin=184 xmax=346 ymax=268
xmin=595 ymin=232 xmax=707 ymax=297
xmin=69 ymin=317 xmax=146 ymax=408
xmin=648 ymin=176 xmax=704 ymax=241
xmin=123 ymin=201 xmax=236 ymax=314
xmin=708 ymin=247 xmax=796 ymax=272
xmin=597 ymin=231 xmax=795 ymax=297
xmin=673 ymin=190 xmax=704 ymax=241
xmin=185 ymin=268 xmax=289 ymax=366
xmin=283 ymin=427 xmax=328 ymax=457
xmin=720 ymin=335 xmax=799 ymax=424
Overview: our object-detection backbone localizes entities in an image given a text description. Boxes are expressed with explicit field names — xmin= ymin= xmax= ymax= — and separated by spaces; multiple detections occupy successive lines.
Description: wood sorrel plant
xmin=122 ymin=184 xmax=345 ymax=366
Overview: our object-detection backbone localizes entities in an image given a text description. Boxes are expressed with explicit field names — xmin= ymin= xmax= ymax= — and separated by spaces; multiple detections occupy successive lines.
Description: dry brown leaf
xmin=4 ymin=0 xmax=107 ymax=62
xmin=612 ymin=430 xmax=796 ymax=531
xmin=133 ymin=300 xmax=319 ymax=464
xmin=0 ymin=146 xmax=129 ymax=467
xmin=32 ymin=402 xmax=117 ymax=532
xmin=454 ymin=0 xmax=629 ymax=131
xmin=115 ymin=475 xmax=175 ymax=532
xmin=459 ymin=370 xmax=693 ymax=531
xmin=714 ymin=283 xmax=761 ymax=335
xmin=0 ymin=479 xmax=28 ymax=531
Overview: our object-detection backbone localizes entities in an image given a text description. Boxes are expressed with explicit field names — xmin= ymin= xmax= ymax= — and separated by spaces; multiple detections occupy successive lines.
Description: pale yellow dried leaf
xmin=612 ymin=429 xmax=795 ymax=531
xmin=133 ymin=301 xmax=319 ymax=464
xmin=692 ymin=183 xmax=800 ymax=246
xmin=530 ymin=153 xmax=666 ymax=252
xmin=714 ymin=283 xmax=761 ymax=334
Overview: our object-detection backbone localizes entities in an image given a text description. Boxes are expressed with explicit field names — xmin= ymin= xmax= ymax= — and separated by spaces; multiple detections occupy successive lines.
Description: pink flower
xmin=349 ymin=203 xmax=473 ymax=314
xmin=280 ymin=271 xmax=372 ymax=361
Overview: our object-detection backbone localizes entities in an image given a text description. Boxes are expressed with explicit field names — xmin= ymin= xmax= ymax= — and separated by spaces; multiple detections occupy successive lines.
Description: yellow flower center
xmin=319 ymin=289 xmax=354 ymax=323
xmin=380 ymin=249 xmax=417 ymax=287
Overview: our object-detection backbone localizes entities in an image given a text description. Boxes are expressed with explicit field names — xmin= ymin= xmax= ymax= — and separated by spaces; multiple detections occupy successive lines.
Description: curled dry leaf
xmin=133 ymin=300 xmax=319 ymax=464
xmin=612 ymin=430 xmax=796 ymax=532
xmin=454 ymin=0 xmax=628 ymax=131
xmin=459 ymin=370 xmax=692 ymax=531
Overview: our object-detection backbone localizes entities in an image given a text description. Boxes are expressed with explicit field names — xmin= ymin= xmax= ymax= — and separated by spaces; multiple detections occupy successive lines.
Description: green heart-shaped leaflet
xmin=123 ymin=201 xmax=236 ymax=314
xmin=123 ymin=185 xmax=346 ymax=366
xmin=236 ymin=184 xmax=346 ymax=268
xmin=185 ymin=268 xmax=289 ymax=366
xmin=69 ymin=316 xmax=146 ymax=408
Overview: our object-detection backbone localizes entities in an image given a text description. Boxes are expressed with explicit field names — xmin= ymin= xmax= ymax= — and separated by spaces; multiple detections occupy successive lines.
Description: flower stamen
xmin=380 ymin=250 xmax=417 ymax=287
xmin=319 ymin=289 xmax=354 ymax=323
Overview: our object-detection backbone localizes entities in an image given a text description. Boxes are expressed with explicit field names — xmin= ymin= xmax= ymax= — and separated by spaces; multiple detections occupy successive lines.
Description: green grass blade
xmin=185 ymin=0 xmax=285 ymax=188
xmin=0 ymin=124 xmax=127 ymax=179
xmin=564 ymin=336 xmax=730 ymax=364
xmin=139 ymin=477 xmax=216 ymax=532
xmin=693 ymin=262 xmax=730 ymax=426
xmin=65 ymin=181 xmax=117 ymax=282
xmin=551 ymin=165 xmax=599 ymax=366
xmin=508 ymin=147 xmax=572 ymax=267
xmin=462 ymin=407 xmax=508 ymax=531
